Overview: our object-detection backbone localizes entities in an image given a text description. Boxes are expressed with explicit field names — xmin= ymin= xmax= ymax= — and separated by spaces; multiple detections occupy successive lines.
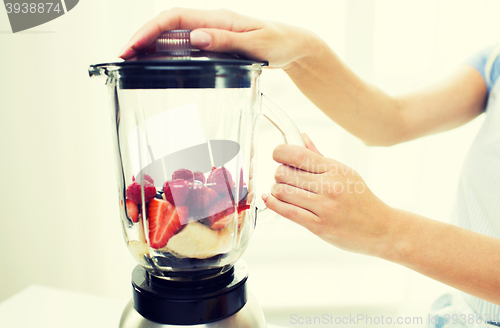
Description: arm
xmin=286 ymin=45 xmax=488 ymax=146
xmin=120 ymin=8 xmax=488 ymax=146
xmin=266 ymin=136 xmax=500 ymax=305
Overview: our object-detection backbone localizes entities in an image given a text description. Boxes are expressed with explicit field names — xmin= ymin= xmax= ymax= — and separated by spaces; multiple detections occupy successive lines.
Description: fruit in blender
xmin=165 ymin=221 xmax=233 ymax=259
xmin=172 ymin=169 xmax=194 ymax=182
xmin=185 ymin=182 xmax=218 ymax=213
xmin=207 ymin=167 xmax=234 ymax=194
xmin=193 ymin=171 xmax=206 ymax=184
xmin=143 ymin=174 xmax=155 ymax=184
xmin=163 ymin=179 xmax=190 ymax=206
xmin=128 ymin=240 xmax=150 ymax=263
xmin=206 ymin=198 xmax=250 ymax=230
xmin=148 ymin=198 xmax=188 ymax=249
xmin=126 ymin=180 xmax=156 ymax=204
xmin=126 ymin=199 xmax=139 ymax=223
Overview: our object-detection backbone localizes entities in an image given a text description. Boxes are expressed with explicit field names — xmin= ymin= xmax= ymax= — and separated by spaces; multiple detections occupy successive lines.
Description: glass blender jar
xmin=89 ymin=30 xmax=304 ymax=327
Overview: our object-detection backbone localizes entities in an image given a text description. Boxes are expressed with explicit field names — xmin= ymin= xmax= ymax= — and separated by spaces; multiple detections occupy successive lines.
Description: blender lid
xmin=89 ymin=30 xmax=268 ymax=77
xmin=89 ymin=30 xmax=266 ymax=88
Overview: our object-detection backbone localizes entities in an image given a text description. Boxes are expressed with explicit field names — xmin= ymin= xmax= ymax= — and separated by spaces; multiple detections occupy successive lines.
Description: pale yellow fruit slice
xmin=164 ymin=221 xmax=233 ymax=259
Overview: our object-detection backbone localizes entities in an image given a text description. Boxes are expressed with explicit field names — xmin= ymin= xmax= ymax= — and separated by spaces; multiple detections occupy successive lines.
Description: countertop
xmin=0 ymin=285 xmax=285 ymax=328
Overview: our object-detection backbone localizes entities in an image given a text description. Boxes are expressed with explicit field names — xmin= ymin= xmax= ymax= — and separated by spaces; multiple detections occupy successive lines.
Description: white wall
xmin=1 ymin=0 xmax=499 ymax=324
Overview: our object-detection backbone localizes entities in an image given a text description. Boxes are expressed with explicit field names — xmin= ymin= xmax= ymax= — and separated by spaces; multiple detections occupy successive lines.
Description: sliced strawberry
xmin=126 ymin=199 xmax=139 ymax=223
xmin=148 ymin=198 xmax=186 ymax=249
xmin=208 ymin=200 xmax=250 ymax=230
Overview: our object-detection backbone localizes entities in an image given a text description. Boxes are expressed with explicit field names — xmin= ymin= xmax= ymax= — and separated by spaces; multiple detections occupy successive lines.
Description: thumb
xmin=302 ymin=133 xmax=323 ymax=156
xmin=190 ymin=28 xmax=252 ymax=56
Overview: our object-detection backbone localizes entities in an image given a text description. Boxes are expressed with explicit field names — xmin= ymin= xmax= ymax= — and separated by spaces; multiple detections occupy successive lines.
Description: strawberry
xmin=186 ymin=182 xmax=218 ymax=214
xmin=126 ymin=180 xmax=157 ymax=204
xmin=163 ymin=179 xmax=190 ymax=206
xmin=172 ymin=169 xmax=194 ymax=182
xmin=193 ymin=171 xmax=206 ymax=184
xmin=126 ymin=199 xmax=139 ymax=223
xmin=207 ymin=167 xmax=234 ymax=195
xmin=148 ymin=198 xmax=188 ymax=249
xmin=207 ymin=199 xmax=250 ymax=230
xmin=133 ymin=174 xmax=154 ymax=184
xmin=237 ymin=168 xmax=245 ymax=201
xmin=143 ymin=174 xmax=154 ymax=185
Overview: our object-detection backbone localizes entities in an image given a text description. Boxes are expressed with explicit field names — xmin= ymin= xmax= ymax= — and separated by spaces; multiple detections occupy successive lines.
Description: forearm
xmin=284 ymin=36 xmax=486 ymax=146
xmin=384 ymin=209 xmax=500 ymax=305
xmin=284 ymin=37 xmax=403 ymax=146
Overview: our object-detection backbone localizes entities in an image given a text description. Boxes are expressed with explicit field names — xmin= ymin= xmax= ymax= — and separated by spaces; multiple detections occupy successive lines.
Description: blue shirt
xmin=455 ymin=44 xmax=500 ymax=322
xmin=466 ymin=44 xmax=500 ymax=93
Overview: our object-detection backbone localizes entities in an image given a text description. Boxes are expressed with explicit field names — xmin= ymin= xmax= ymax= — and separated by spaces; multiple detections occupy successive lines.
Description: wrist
xmin=373 ymin=206 xmax=414 ymax=264
xmin=282 ymin=30 xmax=328 ymax=72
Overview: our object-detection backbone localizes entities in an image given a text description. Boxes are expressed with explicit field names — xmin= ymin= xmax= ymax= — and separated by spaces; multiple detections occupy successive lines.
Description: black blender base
xmin=119 ymin=260 xmax=266 ymax=327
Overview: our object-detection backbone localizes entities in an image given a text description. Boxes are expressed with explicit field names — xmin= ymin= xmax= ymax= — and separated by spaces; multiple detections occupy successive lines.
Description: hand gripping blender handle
xmin=257 ymin=94 xmax=305 ymax=222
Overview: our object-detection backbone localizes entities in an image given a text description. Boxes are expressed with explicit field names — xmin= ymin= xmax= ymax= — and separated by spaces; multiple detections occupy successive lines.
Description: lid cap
xmin=155 ymin=30 xmax=195 ymax=55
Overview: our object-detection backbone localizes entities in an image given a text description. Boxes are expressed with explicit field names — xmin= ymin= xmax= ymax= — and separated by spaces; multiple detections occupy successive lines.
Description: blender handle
xmin=257 ymin=94 xmax=306 ymax=222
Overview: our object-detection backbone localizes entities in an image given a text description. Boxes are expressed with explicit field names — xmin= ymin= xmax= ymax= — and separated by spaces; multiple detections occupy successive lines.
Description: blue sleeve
xmin=465 ymin=44 xmax=500 ymax=93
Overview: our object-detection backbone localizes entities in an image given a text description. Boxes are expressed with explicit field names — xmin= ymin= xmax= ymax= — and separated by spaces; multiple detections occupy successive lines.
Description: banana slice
xmin=164 ymin=221 xmax=233 ymax=259
xmin=128 ymin=240 xmax=149 ymax=263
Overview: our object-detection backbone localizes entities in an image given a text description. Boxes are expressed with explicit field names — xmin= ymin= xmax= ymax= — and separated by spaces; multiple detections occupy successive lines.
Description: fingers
xmin=271 ymin=183 xmax=319 ymax=214
xmin=275 ymin=164 xmax=322 ymax=193
xmin=119 ymin=8 xmax=263 ymax=59
xmin=302 ymin=133 xmax=323 ymax=156
xmin=273 ymin=144 xmax=328 ymax=174
xmin=262 ymin=193 xmax=319 ymax=228
xmin=189 ymin=28 xmax=256 ymax=58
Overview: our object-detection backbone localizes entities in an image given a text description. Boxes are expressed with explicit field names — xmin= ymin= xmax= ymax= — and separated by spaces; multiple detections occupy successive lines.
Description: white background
xmin=1 ymin=0 xmax=499 ymax=327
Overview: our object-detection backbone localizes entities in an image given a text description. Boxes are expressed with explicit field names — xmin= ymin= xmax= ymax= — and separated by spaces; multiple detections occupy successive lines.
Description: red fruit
xmin=126 ymin=180 xmax=157 ymax=204
xmin=148 ymin=198 xmax=188 ymax=249
xmin=163 ymin=179 xmax=190 ymax=206
xmin=207 ymin=167 xmax=234 ymax=195
xmin=193 ymin=171 xmax=206 ymax=184
xmin=172 ymin=169 xmax=194 ymax=182
xmin=126 ymin=199 xmax=139 ymax=223
xmin=143 ymin=174 xmax=154 ymax=184
xmin=237 ymin=168 xmax=244 ymax=201
xmin=210 ymin=214 xmax=233 ymax=230
xmin=186 ymin=183 xmax=218 ymax=213
xmin=144 ymin=181 xmax=157 ymax=201
xmin=206 ymin=198 xmax=235 ymax=229
xmin=207 ymin=199 xmax=250 ymax=230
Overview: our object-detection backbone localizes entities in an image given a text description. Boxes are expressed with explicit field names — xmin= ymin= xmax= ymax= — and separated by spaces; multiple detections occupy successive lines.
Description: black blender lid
xmin=89 ymin=30 xmax=268 ymax=77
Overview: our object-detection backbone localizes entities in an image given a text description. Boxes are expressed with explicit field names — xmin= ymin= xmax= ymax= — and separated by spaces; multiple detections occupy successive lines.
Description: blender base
xmin=119 ymin=261 xmax=266 ymax=328
xmin=119 ymin=292 xmax=266 ymax=328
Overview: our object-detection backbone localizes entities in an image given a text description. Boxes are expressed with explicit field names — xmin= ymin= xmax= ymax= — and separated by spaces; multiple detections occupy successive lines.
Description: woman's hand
xmin=119 ymin=8 xmax=321 ymax=69
xmin=264 ymin=134 xmax=398 ymax=258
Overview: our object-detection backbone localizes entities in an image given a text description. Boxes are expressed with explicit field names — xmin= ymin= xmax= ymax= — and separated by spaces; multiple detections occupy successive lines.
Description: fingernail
xmin=262 ymin=193 xmax=269 ymax=202
xmin=190 ymin=30 xmax=212 ymax=48
xmin=119 ymin=43 xmax=133 ymax=59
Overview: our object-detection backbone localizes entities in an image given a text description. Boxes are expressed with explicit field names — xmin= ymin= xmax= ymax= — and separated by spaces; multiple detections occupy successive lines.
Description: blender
xmin=89 ymin=30 xmax=304 ymax=327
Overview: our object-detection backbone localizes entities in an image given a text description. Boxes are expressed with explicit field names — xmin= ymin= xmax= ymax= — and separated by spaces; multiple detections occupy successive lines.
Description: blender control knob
xmin=156 ymin=30 xmax=194 ymax=55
